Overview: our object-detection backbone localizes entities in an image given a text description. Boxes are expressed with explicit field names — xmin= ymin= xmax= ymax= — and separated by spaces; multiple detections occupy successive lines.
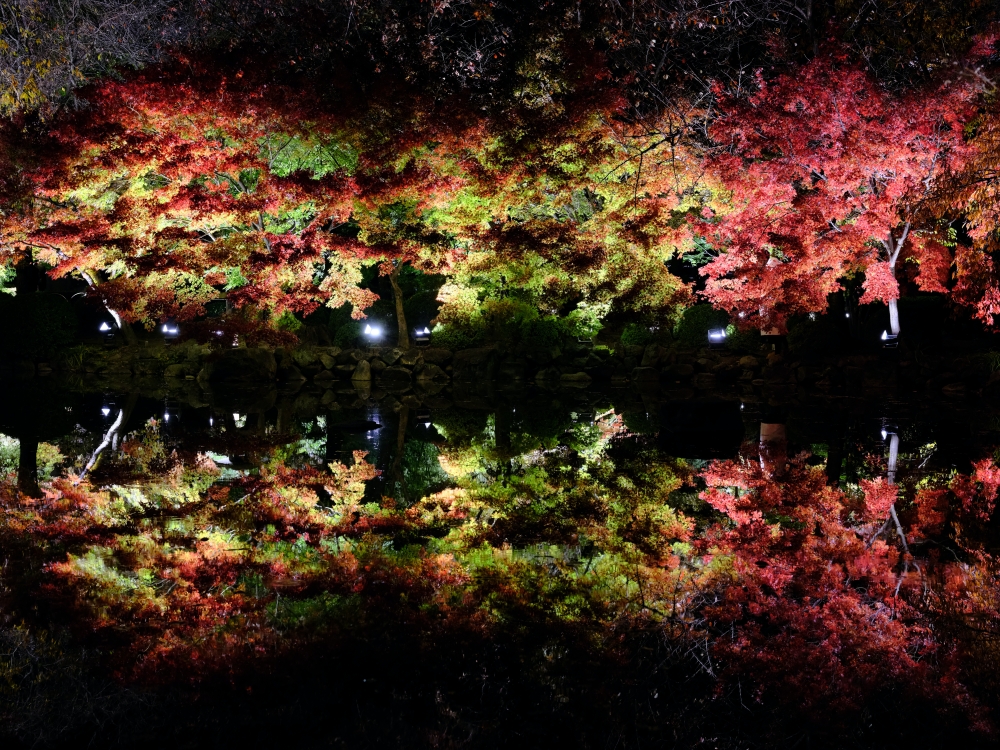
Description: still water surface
xmin=1 ymin=376 xmax=998 ymax=747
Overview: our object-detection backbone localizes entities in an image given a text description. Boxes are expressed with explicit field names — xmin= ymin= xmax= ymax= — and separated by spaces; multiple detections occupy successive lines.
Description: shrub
xmin=0 ymin=437 xmax=62 ymax=480
xmin=333 ymin=321 xmax=362 ymax=349
xmin=620 ymin=323 xmax=654 ymax=348
xmin=432 ymin=298 xmax=575 ymax=352
xmin=0 ymin=292 xmax=77 ymax=357
xmin=430 ymin=323 xmax=481 ymax=351
xmin=725 ymin=325 xmax=764 ymax=354
xmin=274 ymin=310 xmax=303 ymax=333
xmin=619 ymin=408 xmax=658 ymax=434
xmin=326 ymin=304 xmax=355 ymax=335
xmin=673 ymin=304 xmax=729 ymax=348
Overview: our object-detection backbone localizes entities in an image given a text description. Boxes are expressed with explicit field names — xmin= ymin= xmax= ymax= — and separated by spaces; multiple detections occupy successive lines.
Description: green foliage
xmin=333 ymin=320 xmax=362 ymax=348
xmin=274 ymin=310 xmax=303 ymax=333
xmin=432 ymin=298 xmax=577 ymax=352
xmin=976 ymin=351 xmax=1000 ymax=375
xmin=396 ymin=440 xmax=450 ymax=503
xmin=267 ymin=591 xmax=361 ymax=631
xmin=0 ymin=293 xmax=77 ymax=357
xmin=682 ymin=236 xmax=717 ymax=267
xmin=0 ymin=434 xmax=17 ymax=477
xmin=429 ymin=323 xmax=478 ymax=351
xmin=141 ymin=172 xmax=171 ymax=190
xmin=673 ymin=304 xmax=728 ymax=348
xmin=618 ymin=409 xmax=658 ymax=434
xmin=223 ymin=267 xmax=249 ymax=291
xmin=265 ymin=136 xmax=359 ymax=178
xmin=620 ymin=322 xmax=654 ymax=348
xmin=0 ymin=262 xmax=15 ymax=292
xmin=325 ymin=303 xmax=355 ymax=333
xmin=565 ymin=300 xmax=608 ymax=339
xmin=725 ymin=325 xmax=764 ymax=354
xmin=402 ymin=290 xmax=440 ymax=329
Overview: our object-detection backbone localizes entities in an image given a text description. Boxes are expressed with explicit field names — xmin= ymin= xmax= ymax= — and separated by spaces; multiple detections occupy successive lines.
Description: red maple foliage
xmin=697 ymin=51 xmax=976 ymax=333
xmin=861 ymin=476 xmax=898 ymax=519
xmin=695 ymin=452 xmax=997 ymax=729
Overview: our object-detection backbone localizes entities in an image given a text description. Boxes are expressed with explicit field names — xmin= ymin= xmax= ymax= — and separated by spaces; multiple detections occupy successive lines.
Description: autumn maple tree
xmin=696 ymin=52 xmax=976 ymax=337
xmin=0 ymin=67 xmax=380 ymax=340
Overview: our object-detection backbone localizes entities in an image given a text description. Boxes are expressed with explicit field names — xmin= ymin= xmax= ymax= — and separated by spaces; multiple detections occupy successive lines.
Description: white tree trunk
xmin=885 ymin=223 xmax=909 ymax=338
xmin=887 ymin=432 xmax=899 ymax=485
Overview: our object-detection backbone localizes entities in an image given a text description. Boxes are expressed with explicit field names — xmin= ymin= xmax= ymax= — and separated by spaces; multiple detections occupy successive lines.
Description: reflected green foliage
xmin=396 ymin=439 xmax=449 ymax=502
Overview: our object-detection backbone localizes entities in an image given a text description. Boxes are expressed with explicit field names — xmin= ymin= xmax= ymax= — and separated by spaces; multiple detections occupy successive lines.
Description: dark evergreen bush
xmin=0 ymin=292 xmax=77 ymax=358
xmin=620 ymin=322 xmax=654 ymax=348
xmin=673 ymin=304 xmax=728 ymax=347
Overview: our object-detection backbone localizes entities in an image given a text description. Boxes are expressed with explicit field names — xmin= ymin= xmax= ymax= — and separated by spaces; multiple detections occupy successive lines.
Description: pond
xmin=2 ymin=371 xmax=999 ymax=748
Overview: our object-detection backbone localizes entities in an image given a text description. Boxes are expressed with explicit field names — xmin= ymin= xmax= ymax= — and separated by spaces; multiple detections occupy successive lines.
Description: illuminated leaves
xmin=859 ymin=262 xmax=900 ymax=306
xmin=860 ymin=476 xmax=897 ymax=519
xmin=700 ymin=53 xmax=975 ymax=328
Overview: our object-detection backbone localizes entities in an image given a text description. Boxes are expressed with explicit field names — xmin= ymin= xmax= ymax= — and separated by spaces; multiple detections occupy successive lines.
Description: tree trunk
xmin=885 ymin=224 xmax=909 ymax=338
xmin=14 ymin=251 xmax=39 ymax=295
xmin=390 ymin=405 xmax=409 ymax=504
xmin=887 ymin=246 xmax=901 ymax=335
xmin=494 ymin=403 xmax=513 ymax=482
xmin=887 ymin=432 xmax=899 ymax=485
xmin=888 ymin=298 xmax=900 ymax=336
xmin=76 ymin=407 xmax=125 ymax=485
xmin=494 ymin=403 xmax=512 ymax=453
xmin=18 ymin=435 xmax=42 ymax=498
xmin=389 ymin=263 xmax=410 ymax=350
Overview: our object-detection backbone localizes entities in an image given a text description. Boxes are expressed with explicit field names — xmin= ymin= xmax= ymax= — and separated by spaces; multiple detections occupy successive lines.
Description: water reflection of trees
xmin=2 ymin=385 xmax=1000 ymax=746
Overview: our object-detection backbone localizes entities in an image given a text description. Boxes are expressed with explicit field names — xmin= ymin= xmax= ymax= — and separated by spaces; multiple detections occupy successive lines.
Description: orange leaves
xmin=952 ymin=245 xmax=1000 ymax=329
xmin=859 ymin=261 xmax=900 ymax=305
xmin=907 ymin=236 xmax=952 ymax=294
xmin=860 ymin=477 xmax=897 ymax=519
xmin=913 ymin=488 xmax=949 ymax=538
